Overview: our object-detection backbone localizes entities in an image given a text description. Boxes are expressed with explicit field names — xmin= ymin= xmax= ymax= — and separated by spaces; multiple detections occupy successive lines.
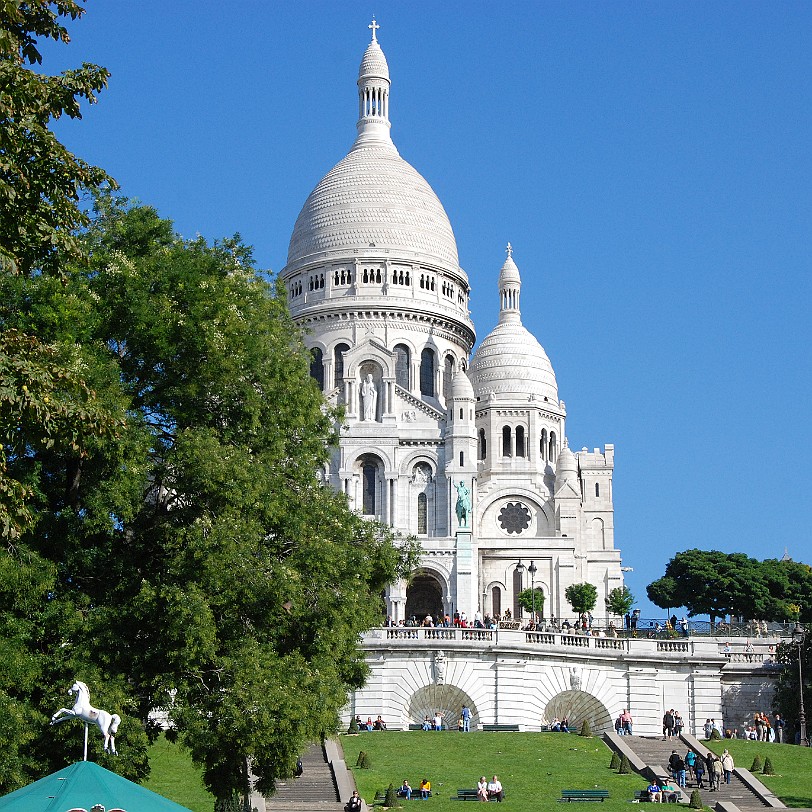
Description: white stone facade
xmin=281 ymin=26 xmax=622 ymax=628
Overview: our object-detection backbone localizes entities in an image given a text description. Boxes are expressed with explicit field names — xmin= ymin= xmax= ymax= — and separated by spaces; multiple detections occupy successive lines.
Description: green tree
xmin=565 ymin=583 xmax=598 ymax=616
xmin=605 ymin=586 xmax=635 ymax=617
xmin=517 ymin=587 xmax=545 ymax=618
xmin=0 ymin=196 xmax=416 ymax=805
xmin=0 ymin=1 xmax=116 ymax=540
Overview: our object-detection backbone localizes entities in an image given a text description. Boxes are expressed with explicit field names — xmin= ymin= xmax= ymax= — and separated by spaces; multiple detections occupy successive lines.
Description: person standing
xmin=461 ymin=705 xmax=471 ymax=732
xmin=721 ymin=749 xmax=735 ymax=785
xmin=774 ymin=713 xmax=785 ymax=743
xmin=620 ymin=708 xmax=633 ymax=736
xmin=663 ymin=709 xmax=675 ymax=740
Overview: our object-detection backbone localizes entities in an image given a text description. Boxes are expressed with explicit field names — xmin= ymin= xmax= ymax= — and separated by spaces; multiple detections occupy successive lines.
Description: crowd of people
xmin=641 ymin=747 xmax=735 ymax=801
xmin=661 ymin=709 xmax=685 ymax=738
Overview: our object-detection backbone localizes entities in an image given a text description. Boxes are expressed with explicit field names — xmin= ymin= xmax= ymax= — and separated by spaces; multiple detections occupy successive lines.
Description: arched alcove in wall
xmin=408 ymin=684 xmax=478 ymax=729
xmin=405 ymin=572 xmax=445 ymax=622
xmin=543 ymin=690 xmax=612 ymax=733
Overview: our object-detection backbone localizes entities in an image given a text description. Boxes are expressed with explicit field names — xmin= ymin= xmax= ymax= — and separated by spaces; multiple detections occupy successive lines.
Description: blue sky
xmin=44 ymin=2 xmax=811 ymax=617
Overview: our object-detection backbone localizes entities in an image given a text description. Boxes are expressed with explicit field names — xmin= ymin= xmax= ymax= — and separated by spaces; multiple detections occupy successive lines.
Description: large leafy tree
xmin=647 ymin=550 xmax=812 ymax=623
xmin=1 ymin=196 xmax=415 ymax=805
xmin=517 ymin=587 xmax=545 ymax=618
xmin=0 ymin=0 xmax=115 ymax=540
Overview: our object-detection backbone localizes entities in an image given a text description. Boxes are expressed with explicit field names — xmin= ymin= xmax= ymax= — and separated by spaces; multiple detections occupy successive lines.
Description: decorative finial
xmin=506 ymin=242 xmax=513 ymax=258
xmin=369 ymin=16 xmax=380 ymax=42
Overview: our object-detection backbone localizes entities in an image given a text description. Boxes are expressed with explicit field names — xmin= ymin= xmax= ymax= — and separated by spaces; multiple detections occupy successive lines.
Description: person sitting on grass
xmin=345 ymin=790 xmax=363 ymax=812
xmin=419 ymin=778 xmax=431 ymax=800
xmin=399 ymin=780 xmax=412 ymax=800
xmin=477 ymin=777 xmax=489 ymax=802
xmin=645 ymin=781 xmax=662 ymax=803
xmin=487 ymin=776 xmax=503 ymax=802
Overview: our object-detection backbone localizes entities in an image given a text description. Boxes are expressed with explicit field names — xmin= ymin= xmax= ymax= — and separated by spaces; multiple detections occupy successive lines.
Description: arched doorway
xmin=408 ymin=684 xmax=478 ymax=730
xmin=543 ymin=690 xmax=612 ymax=733
xmin=405 ymin=573 xmax=444 ymax=623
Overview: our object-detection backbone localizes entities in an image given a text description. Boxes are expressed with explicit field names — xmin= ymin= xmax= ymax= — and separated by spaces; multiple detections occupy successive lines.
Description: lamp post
xmin=515 ymin=560 xmax=525 ymax=620
xmin=528 ymin=560 xmax=538 ymax=625
xmin=793 ymin=623 xmax=809 ymax=746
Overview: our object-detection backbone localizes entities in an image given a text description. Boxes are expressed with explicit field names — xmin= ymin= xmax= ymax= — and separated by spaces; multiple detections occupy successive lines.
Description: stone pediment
xmin=395 ymin=385 xmax=446 ymax=423
xmin=555 ymin=480 xmax=581 ymax=499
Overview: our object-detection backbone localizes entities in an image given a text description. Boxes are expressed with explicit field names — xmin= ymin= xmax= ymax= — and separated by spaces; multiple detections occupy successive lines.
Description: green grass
xmin=144 ymin=734 xmax=216 ymax=812
xmin=705 ymin=739 xmax=812 ymax=808
xmin=341 ymin=731 xmax=645 ymax=812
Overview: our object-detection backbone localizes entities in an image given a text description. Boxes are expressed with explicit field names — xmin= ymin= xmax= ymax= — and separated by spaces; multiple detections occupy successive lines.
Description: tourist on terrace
xmin=560 ymin=717 xmax=570 ymax=732
xmin=620 ymin=709 xmax=633 ymax=736
xmin=373 ymin=715 xmax=386 ymax=730
xmin=487 ymin=776 xmax=503 ymax=802
xmin=721 ymin=750 xmax=734 ymax=785
xmin=774 ymin=713 xmax=785 ymax=743
xmin=422 ymin=716 xmax=432 ymax=731
xmin=693 ymin=757 xmax=705 ymax=788
xmin=433 ymin=711 xmax=443 ymax=731
xmin=662 ymin=709 xmax=675 ymax=740
xmin=477 ymin=776 xmax=489 ymax=802
xmin=703 ymin=719 xmax=713 ymax=739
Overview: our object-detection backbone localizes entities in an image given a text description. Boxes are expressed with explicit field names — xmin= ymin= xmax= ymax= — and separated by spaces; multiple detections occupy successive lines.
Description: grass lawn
xmin=144 ymin=733 xmax=216 ymax=812
xmin=341 ymin=731 xmax=645 ymax=812
xmin=705 ymin=739 xmax=812 ymax=808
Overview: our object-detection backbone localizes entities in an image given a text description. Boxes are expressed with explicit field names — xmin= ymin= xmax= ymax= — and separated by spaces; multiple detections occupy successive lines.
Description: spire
xmin=355 ymin=18 xmax=393 ymax=146
xmin=497 ymin=242 xmax=522 ymax=324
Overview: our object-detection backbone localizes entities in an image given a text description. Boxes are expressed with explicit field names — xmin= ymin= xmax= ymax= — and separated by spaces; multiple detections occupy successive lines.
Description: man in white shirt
xmin=487 ymin=776 xmax=503 ymax=802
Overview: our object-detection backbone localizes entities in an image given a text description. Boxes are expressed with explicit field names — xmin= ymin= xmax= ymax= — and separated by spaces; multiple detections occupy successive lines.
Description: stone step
xmin=267 ymin=743 xmax=340 ymax=807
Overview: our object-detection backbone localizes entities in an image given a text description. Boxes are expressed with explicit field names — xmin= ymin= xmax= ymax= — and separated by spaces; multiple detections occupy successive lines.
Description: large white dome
xmin=286 ymin=141 xmax=460 ymax=273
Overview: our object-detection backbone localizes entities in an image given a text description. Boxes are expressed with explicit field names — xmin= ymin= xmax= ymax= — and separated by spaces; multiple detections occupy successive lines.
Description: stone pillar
xmin=456 ymin=529 xmax=474 ymax=618
xmin=626 ymin=667 xmax=661 ymax=733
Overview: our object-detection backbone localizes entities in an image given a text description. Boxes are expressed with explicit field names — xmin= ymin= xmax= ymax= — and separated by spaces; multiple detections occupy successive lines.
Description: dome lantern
xmin=498 ymin=242 xmax=522 ymax=324
xmin=356 ymin=18 xmax=392 ymax=146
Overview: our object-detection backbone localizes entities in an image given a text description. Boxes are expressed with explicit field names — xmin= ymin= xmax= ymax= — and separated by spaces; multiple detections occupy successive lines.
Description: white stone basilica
xmin=281 ymin=23 xmax=622 ymax=626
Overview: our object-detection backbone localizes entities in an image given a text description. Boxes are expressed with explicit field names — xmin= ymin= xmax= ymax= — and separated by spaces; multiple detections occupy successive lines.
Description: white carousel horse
xmin=51 ymin=680 xmax=121 ymax=754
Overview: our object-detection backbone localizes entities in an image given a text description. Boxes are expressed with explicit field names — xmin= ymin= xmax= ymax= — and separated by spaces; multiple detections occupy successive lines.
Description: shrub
xmin=689 ymin=789 xmax=703 ymax=809
xmin=762 ymin=757 xmax=775 ymax=776
xmin=348 ymin=717 xmax=359 ymax=734
xmin=618 ymin=754 xmax=632 ymax=775
xmin=610 ymin=751 xmax=621 ymax=770
xmin=356 ymin=750 xmax=371 ymax=769
xmin=579 ymin=719 xmax=592 ymax=737
xmin=710 ymin=728 xmax=722 ymax=740
xmin=750 ymin=755 xmax=763 ymax=772
xmin=385 ymin=783 xmax=399 ymax=807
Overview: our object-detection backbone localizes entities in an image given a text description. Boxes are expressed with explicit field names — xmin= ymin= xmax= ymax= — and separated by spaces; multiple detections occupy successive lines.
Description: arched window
xmin=540 ymin=429 xmax=548 ymax=461
xmin=595 ymin=482 xmax=600 ymax=498
xmin=516 ymin=426 xmax=526 ymax=458
xmin=363 ymin=463 xmax=376 ymax=515
xmin=479 ymin=429 xmax=487 ymax=460
xmin=492 ymin=586 xmax=502 ymax=619
xmin=549 ymin=431 xmax=557 ymax=461
xmin=459 ymin=451 xmax=464 ymax=466
xmin=502 ymin=426 xmax=512 ymax=457
xmin=334 ymin=343 xmax=349 ymax=389
xmin=309 ymin=347 xmax=324 ymax=390
xmin=420 ymin=348 xmax=435 ymax=397
xmin=444 ymin=355 xmax=454 ymax=401
xmin=417 ymin=492 xmax=427 ymax=535
xmin=394 ymin=344 xmax=410 ymax=389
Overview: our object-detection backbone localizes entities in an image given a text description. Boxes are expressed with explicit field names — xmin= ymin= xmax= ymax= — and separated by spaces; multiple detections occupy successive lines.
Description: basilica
xmin=280 ymin=23 xmax=623 ymax=626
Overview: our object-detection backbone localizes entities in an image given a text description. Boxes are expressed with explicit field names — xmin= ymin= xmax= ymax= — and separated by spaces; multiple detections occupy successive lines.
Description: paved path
xmin=263 ymin=743 xmax=343 ymax=812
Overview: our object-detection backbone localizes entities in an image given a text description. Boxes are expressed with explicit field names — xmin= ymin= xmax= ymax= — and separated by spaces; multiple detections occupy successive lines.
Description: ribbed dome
xmin=451 ymin=370 xmax=475 ymax=400
xmin=469 ymin=321 xmax=559 ymax=401
xmin=498 ymin=254 xmax=521 ymax=285
xmin=358 ymin=40 xmax=389 ymax=81
xmin=555 ymin=440 xmax=577 ymax=482
xmin=286 ymin=142 xmax=460 ymax=272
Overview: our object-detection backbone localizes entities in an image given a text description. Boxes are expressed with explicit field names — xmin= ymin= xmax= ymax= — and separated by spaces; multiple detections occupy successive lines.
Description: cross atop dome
xmin=369 ymin=17 xmax=380 ymax=42
xmin=506 ymin=242 xmax=513 ymax=258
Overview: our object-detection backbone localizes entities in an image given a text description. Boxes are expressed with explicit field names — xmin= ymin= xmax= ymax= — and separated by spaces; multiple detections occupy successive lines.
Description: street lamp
xmin=515 ymin=561 xmax=525 ymax=620
xmin=793 ymin=623 xmax=809 ymax=746
xmin=528 ymin=560 xmax=538 ymax=625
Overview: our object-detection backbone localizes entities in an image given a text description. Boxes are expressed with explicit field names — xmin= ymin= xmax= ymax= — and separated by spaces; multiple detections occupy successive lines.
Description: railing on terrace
xmin=367 ymin=626 xmax=786 ymax=663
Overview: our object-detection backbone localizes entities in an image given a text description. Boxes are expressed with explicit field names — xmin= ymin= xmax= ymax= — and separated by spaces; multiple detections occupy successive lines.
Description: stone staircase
xmin=618 ymin=735 xmax=771 ymax=811
xmin=264 ymin=742 xmax=343 ymax=812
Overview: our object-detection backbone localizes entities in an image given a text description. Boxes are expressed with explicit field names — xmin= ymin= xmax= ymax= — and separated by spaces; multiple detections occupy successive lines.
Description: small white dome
xmin=498 ymin=254 xmax=521 ymax=286
xmin=555 ymin=440 xmax=578 ymax=482
xmin=358 ymin=39 xmax=389 ymax=82
xmin=469 ymin=322 xmax=558 ymax=401
xmin=451 ymin=370 xmax=475 ymax=401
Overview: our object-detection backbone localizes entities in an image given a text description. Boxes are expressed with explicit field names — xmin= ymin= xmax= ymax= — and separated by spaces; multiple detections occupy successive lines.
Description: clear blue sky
xmin=43 ymin=2 xmax=811 ymax=617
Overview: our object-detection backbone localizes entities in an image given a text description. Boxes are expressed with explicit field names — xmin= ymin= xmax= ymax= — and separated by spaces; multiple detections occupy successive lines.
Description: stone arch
xmin=352 ymin=452 xmax=387 ymax=519
xmin=592 ymin=517 xmax=606 ymax=550
xmin=542 ymin=689 xmax=612 ymax=733
xmin=406 ymin=571 xmax=446 ymax=623
xmin=408 ymin=684 xmax=479 ymax=730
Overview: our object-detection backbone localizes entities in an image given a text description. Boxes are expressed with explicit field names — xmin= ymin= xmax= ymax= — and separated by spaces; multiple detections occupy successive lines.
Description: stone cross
xmin=369 ymin=18 xmax=380 ymax=42
xmin=506 ymin=242 xmax=513 ymax=258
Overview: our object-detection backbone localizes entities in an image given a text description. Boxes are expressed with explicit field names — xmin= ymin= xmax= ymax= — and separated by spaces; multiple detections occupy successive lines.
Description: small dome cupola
xmin=356 ymin=18 xmax=392 ymax=146
xmin=555 ymin=438 xmax=578 ymax=484
xmin=498 ymin=242 xmax=522 ymax=324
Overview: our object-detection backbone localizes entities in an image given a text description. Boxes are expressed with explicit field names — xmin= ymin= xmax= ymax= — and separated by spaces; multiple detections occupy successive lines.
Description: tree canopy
xmin=517 ymin=587 xmax=545 ymax=617
xmin=605 ymin=586 xmax=635 ymax=617
xmin=565 ymin=583 xmax=598 ymax=616
xmin=0 ymin=195 xmax=416 ymax=804
xmin=646 ymin=549 xmax=812 ymax=622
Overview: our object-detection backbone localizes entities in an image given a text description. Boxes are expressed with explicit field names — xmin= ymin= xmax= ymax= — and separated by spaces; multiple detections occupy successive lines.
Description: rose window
xmin=498 ymin=502 xmax=531 ymax=534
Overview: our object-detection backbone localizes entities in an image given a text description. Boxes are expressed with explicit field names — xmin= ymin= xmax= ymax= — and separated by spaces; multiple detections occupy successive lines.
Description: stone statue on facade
xmin=361 ymin=373 xmax=377 ymax=421
xmin=51 ymin=679 xmax=121 ymax=754
xmin=455 ymin=480 xmax=471 ymax=528
xmin=569 ymin=666 xmax=581 ymax=691
xmin=434 ymin=650 xmax=446 ymax=684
